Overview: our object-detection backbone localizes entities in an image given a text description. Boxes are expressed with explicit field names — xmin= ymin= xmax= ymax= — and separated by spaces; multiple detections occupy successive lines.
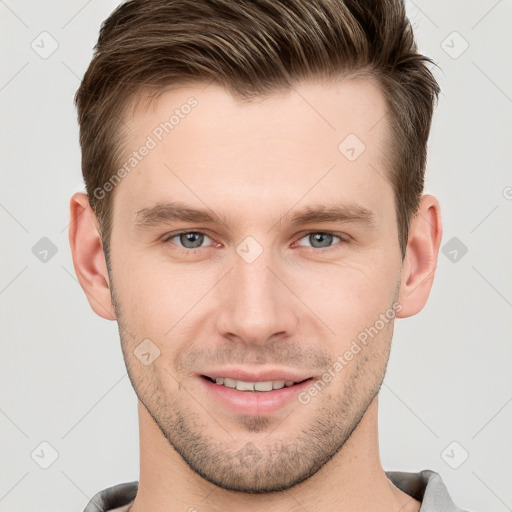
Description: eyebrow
xmin=134 ymin=200 xmax=377 ymax=231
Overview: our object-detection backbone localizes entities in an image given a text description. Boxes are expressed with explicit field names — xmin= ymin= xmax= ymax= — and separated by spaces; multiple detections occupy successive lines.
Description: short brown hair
xmin=75 ymin=0 xmax=440 ymax=259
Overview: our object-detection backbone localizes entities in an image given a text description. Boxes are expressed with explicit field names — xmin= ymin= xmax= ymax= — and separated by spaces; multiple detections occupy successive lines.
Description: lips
xmin=198 ymin=373 xmax=316 ymax=415
xmin=195 ymin=367 xmax=319 ymax=414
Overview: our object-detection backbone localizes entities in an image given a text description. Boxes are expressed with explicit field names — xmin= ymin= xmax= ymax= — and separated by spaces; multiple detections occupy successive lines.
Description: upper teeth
xmin=215 ymin=377 xmax=295 ymax=391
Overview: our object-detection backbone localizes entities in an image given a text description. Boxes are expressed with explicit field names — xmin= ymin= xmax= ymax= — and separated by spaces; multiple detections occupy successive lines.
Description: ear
xmin=396 ymin=194 xmax=443 ymax=318
xmin=68 ymin=192 xmax=116 ymax=321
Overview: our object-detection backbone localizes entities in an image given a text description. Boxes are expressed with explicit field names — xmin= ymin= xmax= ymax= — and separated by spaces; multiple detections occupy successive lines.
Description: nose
xmin=215 ymin=245 xmax=300 ymax=347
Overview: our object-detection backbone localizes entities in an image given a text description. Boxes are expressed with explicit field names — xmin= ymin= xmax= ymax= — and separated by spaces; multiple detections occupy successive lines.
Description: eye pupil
xmin=310 ymin=232 xmax=333 ymax=248
xmin=181 ymin=232 xmax=203 ymax=248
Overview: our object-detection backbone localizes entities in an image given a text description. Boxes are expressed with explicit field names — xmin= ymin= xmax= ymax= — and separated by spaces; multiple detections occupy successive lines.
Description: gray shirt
xmin=83 ymin=470 xmax=469 ymax=511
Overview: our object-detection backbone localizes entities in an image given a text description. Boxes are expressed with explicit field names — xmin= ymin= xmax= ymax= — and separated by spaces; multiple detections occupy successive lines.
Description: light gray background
xmin=1 ymin=1 xmax=511 ymax=511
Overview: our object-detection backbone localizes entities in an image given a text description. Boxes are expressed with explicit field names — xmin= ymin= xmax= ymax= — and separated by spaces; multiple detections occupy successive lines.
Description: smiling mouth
xmin=201 ymin=375 xmax=312 ymax=392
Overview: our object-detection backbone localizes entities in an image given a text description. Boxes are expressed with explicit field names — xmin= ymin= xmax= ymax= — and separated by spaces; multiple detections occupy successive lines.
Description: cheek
xmin=112 ymin=256 xmax=215 ymax=340
xmin=294 ymin=259 xmax=398 ymax=331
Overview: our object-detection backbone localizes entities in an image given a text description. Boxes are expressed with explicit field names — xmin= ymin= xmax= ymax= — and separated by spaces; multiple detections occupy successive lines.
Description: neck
xmin=128 ymin=396 xmax=419 ymax=512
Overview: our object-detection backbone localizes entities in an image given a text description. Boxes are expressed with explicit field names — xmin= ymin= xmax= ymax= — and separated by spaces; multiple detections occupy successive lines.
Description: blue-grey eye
xmin=297 ymin=232 xmax=342 ymax=249
xmin=171 ymin=232 xmax=211 ymax=249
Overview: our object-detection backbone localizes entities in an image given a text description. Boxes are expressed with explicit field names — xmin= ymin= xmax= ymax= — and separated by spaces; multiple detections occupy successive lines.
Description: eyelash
xmin=162 ymin=230 xmax=348 ymax=254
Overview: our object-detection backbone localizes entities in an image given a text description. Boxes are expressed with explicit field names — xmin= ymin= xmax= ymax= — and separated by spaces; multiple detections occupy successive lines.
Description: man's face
xmin=107 ymin=78 xmax=403 ymax=492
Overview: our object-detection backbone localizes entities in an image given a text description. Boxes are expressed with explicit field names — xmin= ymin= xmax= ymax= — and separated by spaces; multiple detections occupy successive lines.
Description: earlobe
xmin=68 ymin=192 xmax=116 ymax=321
xmin=396 ymin=194 xmax=443 ymax=318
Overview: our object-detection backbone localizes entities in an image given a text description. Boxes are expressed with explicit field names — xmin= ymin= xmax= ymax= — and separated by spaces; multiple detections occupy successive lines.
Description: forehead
xmin=112 ymin=77 xmax=394 ymax=230
xmin=125 ymin=77 xmax=388 ymax=152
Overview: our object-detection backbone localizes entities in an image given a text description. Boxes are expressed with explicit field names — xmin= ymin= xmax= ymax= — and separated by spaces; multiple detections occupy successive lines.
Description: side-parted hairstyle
xmin=75 ymin=0 xmax=440 ymax=260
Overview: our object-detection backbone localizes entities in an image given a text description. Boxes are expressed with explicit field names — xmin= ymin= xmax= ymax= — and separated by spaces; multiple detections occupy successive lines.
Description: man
xmin=69 ymin=0 xmax=466 ymax=510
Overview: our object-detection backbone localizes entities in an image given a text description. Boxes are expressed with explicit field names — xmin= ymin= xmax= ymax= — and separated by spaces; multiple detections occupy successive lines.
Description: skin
xmin=69 ymin=77 xmax=442 ymax=512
